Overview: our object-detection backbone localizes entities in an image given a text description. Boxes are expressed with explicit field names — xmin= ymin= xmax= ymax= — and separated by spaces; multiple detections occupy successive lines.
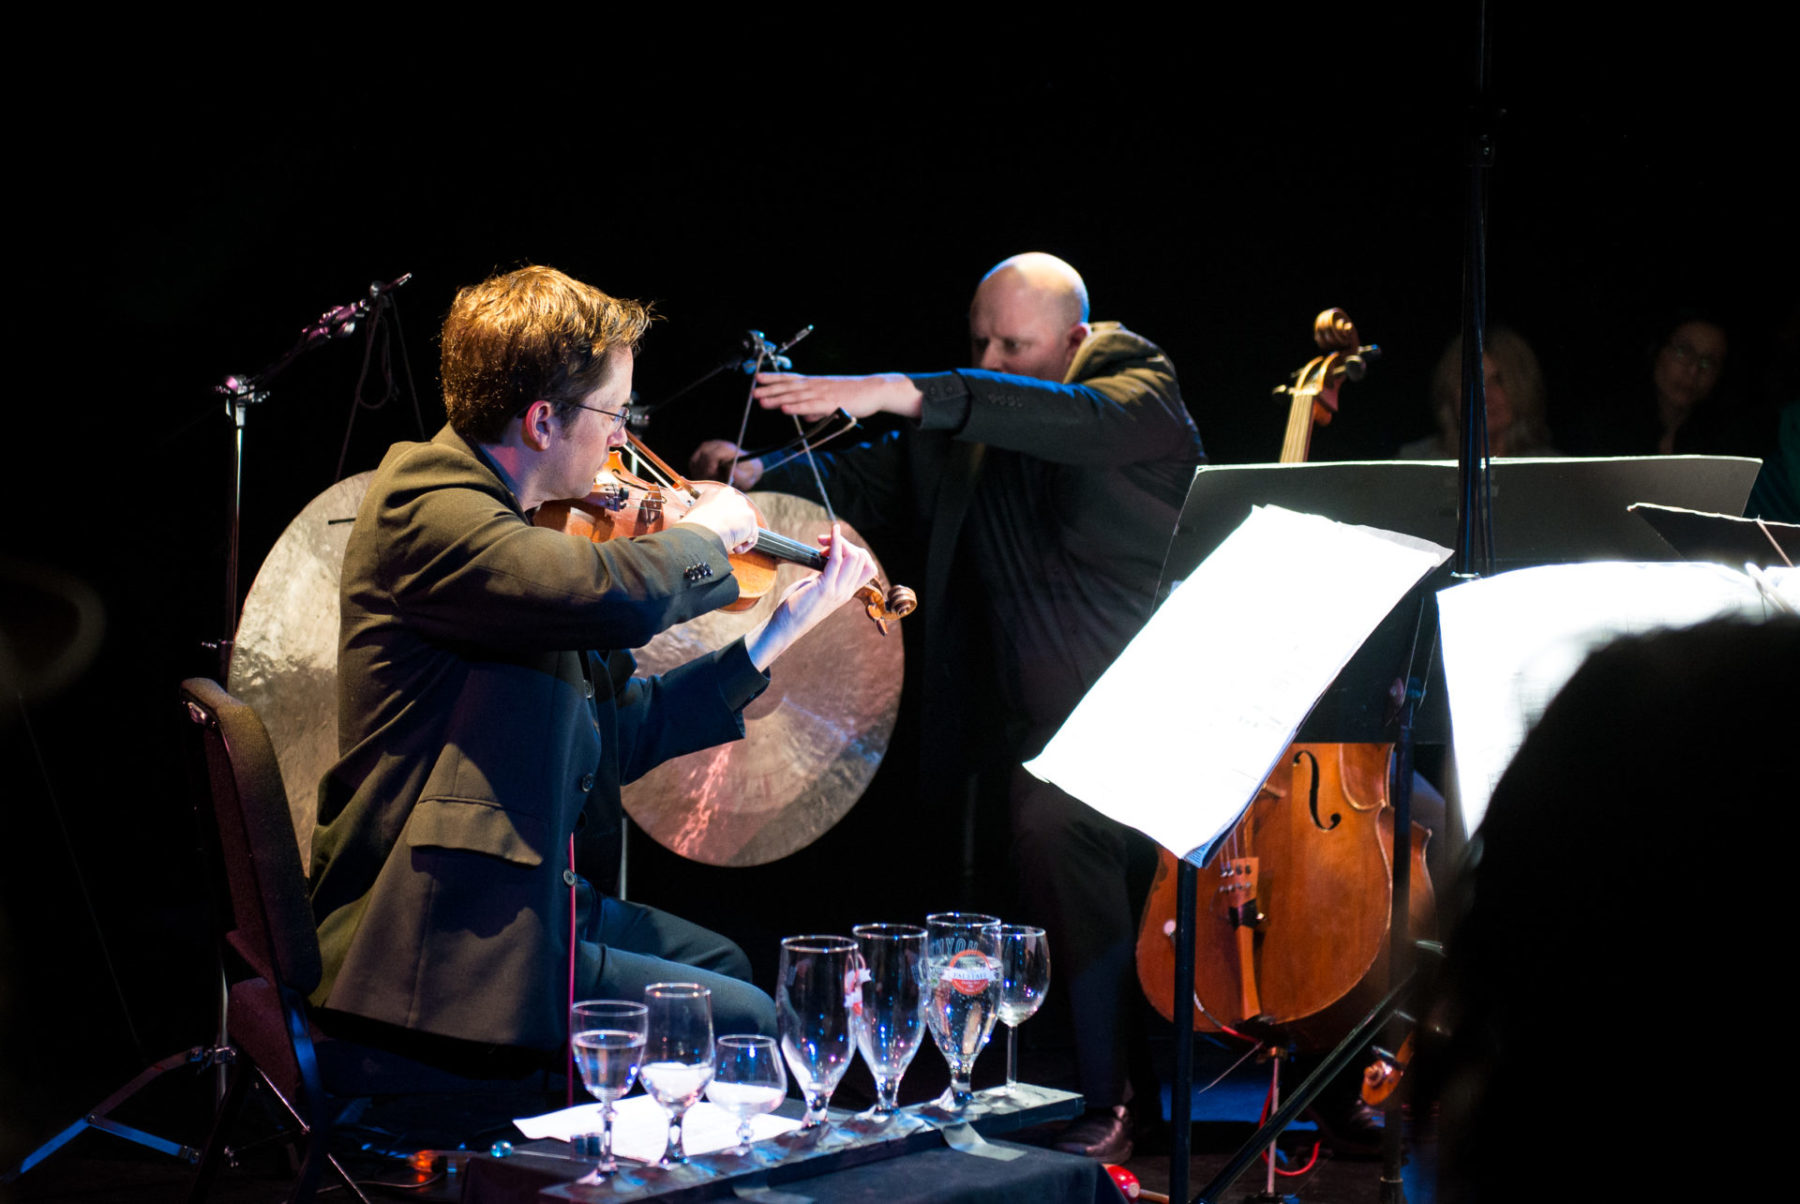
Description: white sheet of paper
xmin=1437 ymin=561 xmax=1797 ymax=832
xmin=514 ymin=1093 xmax=800 ymax=1163
xmin=1025 ymin=505 xmax=1450 ymax=862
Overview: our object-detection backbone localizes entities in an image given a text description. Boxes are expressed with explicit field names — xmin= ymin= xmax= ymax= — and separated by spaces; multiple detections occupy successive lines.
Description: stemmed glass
xmin=569 ymin=1000 xmax=647 ymax=1176
xmin=996 ymin=925 xmax=1050 ymax=1095
xmin=851 ymin=923 xmax=927 ymax=1118
xmin=923 ymin=912 xmax=1002 ymax=1112
xmin=639 ymin=983 xmax=715 ymax=1166
xmin=776 ymin=935 xmax=862 ymax=1128
xmin=705 ymin=1035 xmax=788 ymax=1155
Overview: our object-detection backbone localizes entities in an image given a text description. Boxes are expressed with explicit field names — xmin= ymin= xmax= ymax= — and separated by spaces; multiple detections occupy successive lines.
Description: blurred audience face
xmin=1653 ymin=319 xmax=1727 ymax=416
xmin=1481 ymin=354 xmax=1513 ymax=444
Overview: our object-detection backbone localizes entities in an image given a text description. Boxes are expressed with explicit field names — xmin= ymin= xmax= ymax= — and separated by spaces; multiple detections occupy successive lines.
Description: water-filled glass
xmin=640 ymin=983 xmax=714 ymax=1165
xmin=570 ymin=999 xmax=647 ymax=1176
xmin=706 ymin=1034 xmax=787 ymax=1155
xmin=923 ymin=912 xmax=1002 ymax=1111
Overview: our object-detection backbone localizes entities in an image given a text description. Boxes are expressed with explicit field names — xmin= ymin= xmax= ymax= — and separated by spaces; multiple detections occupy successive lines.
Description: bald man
xmin=694 ymin=254 xmax=1202 ymax=1159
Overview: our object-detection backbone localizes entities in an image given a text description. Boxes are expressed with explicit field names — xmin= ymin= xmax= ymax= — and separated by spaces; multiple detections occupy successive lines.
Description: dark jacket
xmin=764 ymin=322 xmax=1203 ymax=768
xmin=309 ymin=426 xmax=767 ymax=1049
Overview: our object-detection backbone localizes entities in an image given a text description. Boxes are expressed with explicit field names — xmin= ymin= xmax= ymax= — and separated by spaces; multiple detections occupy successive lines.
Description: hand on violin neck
xmin=680 ymin=482 xmax=759 ymax=555
xmin=752 ymin=372 xmax=922 ymax=422
xmin=746 ymin=525 xmax=880 ymax=671
xmin=689 ymin=440 xmax=764 ymax=491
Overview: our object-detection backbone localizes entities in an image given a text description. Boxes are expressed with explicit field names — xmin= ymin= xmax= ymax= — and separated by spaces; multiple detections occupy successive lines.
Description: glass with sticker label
xmin=923 ymin=912 xmax=1003 ymax=1112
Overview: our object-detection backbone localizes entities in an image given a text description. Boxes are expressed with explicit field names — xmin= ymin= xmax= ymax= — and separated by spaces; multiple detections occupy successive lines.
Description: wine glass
xmin=776 ymin=935 xmax=862 ymax=1128
xmin=996 ymin=925 xmax=1050 ymax=1095
xmin=639 ymin=983 xmax=715 ymax=1166
xmin=851 ymin=923 xmax=927 ymax=1117
xmin=923 ymin=912 xmax=1002 ymax=1112
xmin=569 ymin=1000 xmax=647 ymax=1176
xmin=705 ymin=1035 xmax=788 ymax=1155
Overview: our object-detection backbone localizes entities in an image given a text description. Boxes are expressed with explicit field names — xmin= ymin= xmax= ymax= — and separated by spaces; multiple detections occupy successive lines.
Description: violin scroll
xmin=856 ymin=581 xmax=918 ymax=635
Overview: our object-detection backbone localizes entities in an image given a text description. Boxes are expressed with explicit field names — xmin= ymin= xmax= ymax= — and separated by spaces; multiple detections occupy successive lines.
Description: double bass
xmin=1133 ymin=309 xmax=1434 ymax=1050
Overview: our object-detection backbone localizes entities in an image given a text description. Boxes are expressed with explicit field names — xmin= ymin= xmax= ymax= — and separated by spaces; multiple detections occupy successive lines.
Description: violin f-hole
xmin=1294 ymin=748 xmax=1342 ymax=831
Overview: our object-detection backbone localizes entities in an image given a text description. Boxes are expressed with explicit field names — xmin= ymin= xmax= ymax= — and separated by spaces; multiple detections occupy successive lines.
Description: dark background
xmin=4 ymin=11 xmax=1789 ymax=1162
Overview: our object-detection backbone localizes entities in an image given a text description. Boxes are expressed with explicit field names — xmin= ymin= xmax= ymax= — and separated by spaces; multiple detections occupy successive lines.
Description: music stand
xmin=1629 ymin=502 xmax=1799 ymax=569
xmin=1145 ymin=454 xmax=1761 ymax=1203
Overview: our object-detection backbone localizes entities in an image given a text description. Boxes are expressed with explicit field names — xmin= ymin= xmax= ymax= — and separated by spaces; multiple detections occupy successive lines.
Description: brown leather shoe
xmin=1304 ymin=1096 xmax=1384 ymax=1158
xmin=1053 ymin=1105 xmax=1133 ymax=1162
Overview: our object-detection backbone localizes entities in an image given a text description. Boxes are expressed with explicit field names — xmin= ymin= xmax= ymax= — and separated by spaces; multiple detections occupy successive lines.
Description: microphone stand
xmin=207 ymin=273 xmax=411 ymax=681
xmin=2 ymin=276 xmax=410 ymax=1190
xmin=1375 ymin=5 xmax=1499 ymax=1199
xmin=639 ymin=325 xmax=812 ymax=415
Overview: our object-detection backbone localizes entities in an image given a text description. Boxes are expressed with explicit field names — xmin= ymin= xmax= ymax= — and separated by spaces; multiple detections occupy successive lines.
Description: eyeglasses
xmin=1664 ymin=342 xmax=1722 ymax=376
xmin=568 ymin=401 xmax=634 ymax=430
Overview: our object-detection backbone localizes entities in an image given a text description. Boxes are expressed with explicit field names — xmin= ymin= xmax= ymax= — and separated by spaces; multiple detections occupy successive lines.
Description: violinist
xmin=309 ymin=266 xmax=877 ymax=1059
xmin=693 ymin=252 xmax=1203 ymax=1160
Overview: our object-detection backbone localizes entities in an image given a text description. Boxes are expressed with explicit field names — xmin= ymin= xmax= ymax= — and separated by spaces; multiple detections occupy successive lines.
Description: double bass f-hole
xmin=1294 ymin=749 xmax=1340 ymax=831
xmin=1295 ymin=746 xmax=1384 ymax=831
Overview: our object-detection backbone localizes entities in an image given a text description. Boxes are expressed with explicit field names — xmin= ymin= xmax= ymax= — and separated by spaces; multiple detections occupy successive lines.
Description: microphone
xmin=299 ymin=272 xmax=414 ymax=347
xmin=738 ymin=325 xmax=813 ymax=373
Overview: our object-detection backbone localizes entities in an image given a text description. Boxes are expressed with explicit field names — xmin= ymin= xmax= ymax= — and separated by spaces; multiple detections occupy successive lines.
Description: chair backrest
xmin=181 ymin=677 xmax=323 ymax=996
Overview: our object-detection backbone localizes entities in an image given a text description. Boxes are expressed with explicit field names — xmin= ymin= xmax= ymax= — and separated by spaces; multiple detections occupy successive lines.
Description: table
xmin=462 ymin=1085 xmax=1121 ymax=1203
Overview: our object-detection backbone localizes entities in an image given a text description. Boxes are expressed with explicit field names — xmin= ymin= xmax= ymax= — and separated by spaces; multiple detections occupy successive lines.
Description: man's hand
xmin=679 ymin=482 xmax=759 ymax=555
xmin=689 ymin=441 xmax=764 ymax=491
xmin=746 ymin=525 xmax=880 ymax=670
xmin=752 ymin=372 xmax=923 ymax=421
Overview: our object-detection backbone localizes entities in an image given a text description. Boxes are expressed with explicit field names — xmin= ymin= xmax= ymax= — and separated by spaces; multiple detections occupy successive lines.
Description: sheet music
xmin=1026 ymin=505 xmax=1450 ymax=864
xmin=515 ymin=1094 xmax=800 ymax=1162
xmin=1438 ymin=561 xmax=1799 ymax=832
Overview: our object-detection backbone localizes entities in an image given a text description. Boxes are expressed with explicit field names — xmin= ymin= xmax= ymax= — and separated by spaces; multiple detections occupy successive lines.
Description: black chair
xmin=179 ymin=678 xmax=549 ymax=1203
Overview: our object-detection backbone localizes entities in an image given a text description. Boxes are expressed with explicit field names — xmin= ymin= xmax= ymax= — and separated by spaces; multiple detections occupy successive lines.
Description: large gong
xmin=229 ymin=480 xmax=899 ymax=873
xmin=621 ymin=492 xmax=903 ymax=866
xmin=228 ymin=472 xmax=372 ymax=875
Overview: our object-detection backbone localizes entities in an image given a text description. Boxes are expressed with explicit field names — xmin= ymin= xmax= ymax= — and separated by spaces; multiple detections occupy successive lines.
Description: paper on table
xmin=1438 ymin=560 xmax=1797 ymax=832
xmin=514 ymin=1093 xmax=801 ymax=1163
xmin=1026 ymin=505 xmax=1450 ymax=864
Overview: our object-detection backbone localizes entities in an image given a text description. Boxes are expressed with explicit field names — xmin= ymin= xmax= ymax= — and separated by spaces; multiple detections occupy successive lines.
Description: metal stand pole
xmin=1170 ymin=857 xmax=1198 ymax=1203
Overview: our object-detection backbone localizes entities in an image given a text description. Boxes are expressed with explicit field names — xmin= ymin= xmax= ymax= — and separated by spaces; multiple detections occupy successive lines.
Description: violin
xmin=1133 ymin=309 xmax=1434 ymax=1049
xmin=535 ymin=433 xmax=917 ymax=633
